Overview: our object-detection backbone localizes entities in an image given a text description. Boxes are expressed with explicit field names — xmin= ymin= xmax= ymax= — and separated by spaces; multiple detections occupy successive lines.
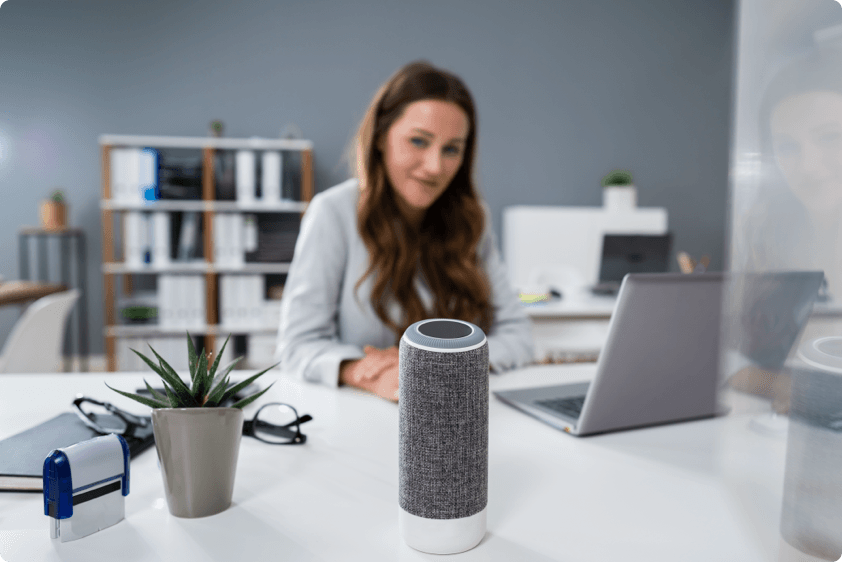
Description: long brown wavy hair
xmin=349 ymin=60 xmax=493 ymax=341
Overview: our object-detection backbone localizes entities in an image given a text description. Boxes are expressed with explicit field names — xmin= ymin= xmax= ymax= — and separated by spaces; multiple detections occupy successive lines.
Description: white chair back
xmin=0 ymin=289 xmax=80 ymax=373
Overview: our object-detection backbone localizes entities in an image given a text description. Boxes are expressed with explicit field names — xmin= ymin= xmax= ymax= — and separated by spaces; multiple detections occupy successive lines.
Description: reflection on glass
xmin=729 ymin=1 xmax=842 ymax=560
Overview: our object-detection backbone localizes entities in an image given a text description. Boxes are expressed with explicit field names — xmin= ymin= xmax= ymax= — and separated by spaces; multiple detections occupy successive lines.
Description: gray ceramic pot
xmin=151 ymin=407 xmax=244 ymax=518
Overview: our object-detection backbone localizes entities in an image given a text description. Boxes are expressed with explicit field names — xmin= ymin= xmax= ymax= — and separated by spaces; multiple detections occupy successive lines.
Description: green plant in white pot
xmin=601 ymin=169 xmax=637 ymax=211
xmin=106 ymin=333 xmax=276 ymax=518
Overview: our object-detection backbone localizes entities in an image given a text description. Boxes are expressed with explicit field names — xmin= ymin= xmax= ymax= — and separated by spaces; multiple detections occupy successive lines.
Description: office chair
xmin=0 ymin=289 xmax=80 ymax=373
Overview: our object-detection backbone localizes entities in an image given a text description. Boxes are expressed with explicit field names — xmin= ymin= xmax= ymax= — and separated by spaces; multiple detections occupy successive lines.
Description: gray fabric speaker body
xmin=398 ymin=318 xmax=489 ymax=554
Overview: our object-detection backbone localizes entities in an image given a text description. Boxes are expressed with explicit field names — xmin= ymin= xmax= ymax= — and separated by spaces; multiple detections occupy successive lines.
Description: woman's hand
xmin=339 ymin=346 xmax=400 ymax=402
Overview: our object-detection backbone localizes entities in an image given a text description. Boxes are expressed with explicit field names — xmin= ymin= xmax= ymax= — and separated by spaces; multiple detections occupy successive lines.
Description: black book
xmin=0 ymin=413 xmax=154 ymax=493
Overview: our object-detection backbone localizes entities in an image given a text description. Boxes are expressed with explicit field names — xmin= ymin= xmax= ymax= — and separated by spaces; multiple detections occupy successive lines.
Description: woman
xmin=728 ymin=45 xmax=842 ymax=407
xmin=276 ymin=60 xmax=534 ymax=401
xmin=737 ymin=45 xmax=842 ymax=295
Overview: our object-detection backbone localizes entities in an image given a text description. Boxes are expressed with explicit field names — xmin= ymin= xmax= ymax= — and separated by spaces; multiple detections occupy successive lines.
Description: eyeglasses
xmin=242 ymin=402 xmax=312 ymax=445
xmin=73 ymin=396 xmax=150 ymax=439
xmin=73 ymin=397 xmax=312 ymax=445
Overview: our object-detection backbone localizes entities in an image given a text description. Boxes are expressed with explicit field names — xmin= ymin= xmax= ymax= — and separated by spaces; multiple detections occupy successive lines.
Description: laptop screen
xmin=598 ymin=234 xmax=673 ymax=283
xmin=735 ymin=271 xmax=824 ymax=369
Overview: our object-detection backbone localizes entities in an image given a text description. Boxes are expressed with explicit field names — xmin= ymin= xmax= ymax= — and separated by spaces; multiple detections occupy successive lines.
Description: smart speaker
xmin=398 ymin=318 xmax=489 ymax=554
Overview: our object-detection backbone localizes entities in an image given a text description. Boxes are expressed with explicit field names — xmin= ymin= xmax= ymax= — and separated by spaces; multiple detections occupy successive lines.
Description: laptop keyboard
xmin=535 ymin=396 xmax=586 ymax=419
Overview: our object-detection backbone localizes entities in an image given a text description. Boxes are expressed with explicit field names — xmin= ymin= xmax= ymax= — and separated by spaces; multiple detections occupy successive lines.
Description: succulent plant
xmin=106 ymin=333 xmax=276 ymax=409
xmin=600 ymin=170 xmax=634 ymax=187
xmin=50 ymin=189 xmax=65 ymax=203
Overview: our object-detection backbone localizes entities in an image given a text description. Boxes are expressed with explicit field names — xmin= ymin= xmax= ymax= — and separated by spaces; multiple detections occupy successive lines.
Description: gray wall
xmin=0 ymin=0 xmax=735 ymax=355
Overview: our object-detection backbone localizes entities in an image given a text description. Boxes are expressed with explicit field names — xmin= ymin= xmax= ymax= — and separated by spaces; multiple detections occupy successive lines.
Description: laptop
xmin=496 ymin=270 xmax=825 ymax=436
xmin=732 ymin=270 xmax=825 ymax=369
xmin=495 ymin=272 xmax=724 ymax=436
xmin=590 ymin=234 xmax=673 ymax=295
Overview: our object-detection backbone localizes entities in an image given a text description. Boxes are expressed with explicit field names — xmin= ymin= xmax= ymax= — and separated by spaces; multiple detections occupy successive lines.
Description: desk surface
xmin=521 ymin=289 xmax=617 ymax=319
xmin=0 ymin=366 xmax=788 ymax=561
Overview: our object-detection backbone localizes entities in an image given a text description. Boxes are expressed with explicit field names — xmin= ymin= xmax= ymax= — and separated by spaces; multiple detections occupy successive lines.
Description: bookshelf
xmin=99 ymin=134 xmax=314 ymax=372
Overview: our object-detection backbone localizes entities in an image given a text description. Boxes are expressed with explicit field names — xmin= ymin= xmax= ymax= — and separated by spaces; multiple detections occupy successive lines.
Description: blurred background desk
xmin=0 ymin=366 xmax=785 ymax=561
xmin=524 ymin=288 xmax=617 ymax=363
xmin=18 ymin=227 xmax=88 ymax=371
xmin=0 ymin=280 xmax=66 ymax=306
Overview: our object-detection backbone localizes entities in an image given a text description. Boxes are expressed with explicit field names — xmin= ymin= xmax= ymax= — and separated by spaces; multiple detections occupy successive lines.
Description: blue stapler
xmin=43 ymin=434 xmax=130 ymax=542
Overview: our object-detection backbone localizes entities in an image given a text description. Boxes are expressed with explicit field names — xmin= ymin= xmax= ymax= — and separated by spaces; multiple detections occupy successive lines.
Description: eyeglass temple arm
xmin=74 ymin=397 xmax=149 ymax=428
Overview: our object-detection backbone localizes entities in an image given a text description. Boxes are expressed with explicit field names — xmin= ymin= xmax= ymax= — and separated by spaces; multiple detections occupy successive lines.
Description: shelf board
xmin=99 ymin=134 xmax=313 ymax=151
xmin=103 ymin=263 xmax=291 ymax=274
xmin=100 ymin=200 xmax=308 ymax=213
xmin=106 ymin=325 xmax=279 ymax=337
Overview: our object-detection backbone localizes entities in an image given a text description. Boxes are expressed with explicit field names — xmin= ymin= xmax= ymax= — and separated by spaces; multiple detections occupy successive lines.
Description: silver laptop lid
xmin=577 ymin=273 xmax=724 ymax=435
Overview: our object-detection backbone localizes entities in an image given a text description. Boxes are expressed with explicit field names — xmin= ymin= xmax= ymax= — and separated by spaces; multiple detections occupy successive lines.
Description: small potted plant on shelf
xmin=39 ymin=188 xmax=67 ymax=231
xmin=106 ymin=333 xmax=276 ymax=518
xmin=601 ymin=169 xmax=637 ymax=211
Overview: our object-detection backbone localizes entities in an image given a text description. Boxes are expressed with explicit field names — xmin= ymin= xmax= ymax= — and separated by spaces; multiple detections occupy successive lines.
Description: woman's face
xmin=770 ymin=90 xmax=842 ymax=215
xmin=378 ymin=99 xmax=469 ymax=225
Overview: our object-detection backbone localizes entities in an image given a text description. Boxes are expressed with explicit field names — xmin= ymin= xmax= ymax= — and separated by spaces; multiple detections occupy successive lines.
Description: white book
xmin=177 ymin=276 xmax=189 ymax=327
xmin=263 ymin=299 xmax=282 ymax=329
xmin=138 ymin=148 xmax=158 ymax=202
xmin=152 ymin=212 xmax=171 ymax=267
xmin=219 ymin=275 xmax=229 ymax=328
xmin=235 ymin=151 xmax=256 ymax=204
xmin=158 ymin=275 xmax=171 ymax=328
xmin=213 ymin=213 xmax=224 ymax=266
xmin=195 ymin=275 xmax=207 ymax=329
xmin=185 ymin=276 xmax=195 ymax=328
xmin=185 ymin=277 xmax=193 ymax=328
xmin=125 ymin=148 xmax=142 ymax=204
xmin=117 ymin=338 xmax=128 ymax=372
xmin=227 ymin=274 xmax=237 ymax=329
xmin=261 ymin=151 xmax=282 ymax=204
xmin=169 ymin=275 xmax=181 ymax=328
xmin=247 ymin=334 xmax=278 ymax=369
xmin=124 ymin=212 xmax=144 ymax=268
xmin=224 ymin=214 xmax=235 ymax=267
xmin=235 ymin=276 xmax=247 ymax=329
xmin=231 ymin=214 xmax=245 ymax=268
xmin=251 ymin=275 xmax=264 ymax=328
xmin=223 ymin=214 xmax=235 ymax=267
xmin=110 ymin=149 xmax=126 ymax=203
xmin=243 ymin=214 xmax=258 ymax=253
xmin=225 ymin=275 xmax=237 ymax=329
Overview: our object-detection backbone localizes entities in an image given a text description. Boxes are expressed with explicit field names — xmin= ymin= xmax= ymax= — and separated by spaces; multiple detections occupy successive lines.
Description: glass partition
xmin=727 ymin=0 xmax=842 ymax=559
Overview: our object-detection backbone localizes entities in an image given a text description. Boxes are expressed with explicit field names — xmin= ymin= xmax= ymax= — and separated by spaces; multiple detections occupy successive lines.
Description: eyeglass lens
xmin=253 ymin=403 xmax=301 ymax=444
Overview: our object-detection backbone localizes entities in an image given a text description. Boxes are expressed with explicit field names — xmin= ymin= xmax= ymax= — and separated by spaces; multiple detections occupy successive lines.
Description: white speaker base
xmin=399 ymin=506 xmax=486 ymax=554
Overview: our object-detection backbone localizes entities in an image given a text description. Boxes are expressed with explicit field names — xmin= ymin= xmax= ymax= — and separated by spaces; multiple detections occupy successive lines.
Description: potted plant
xmin=106 ymin=333 xmax=276 ymax=518
xmin=601 ymin=169 xmax=637 ymax=211
xmin=39 ymin=188 xmax=67 ymax=230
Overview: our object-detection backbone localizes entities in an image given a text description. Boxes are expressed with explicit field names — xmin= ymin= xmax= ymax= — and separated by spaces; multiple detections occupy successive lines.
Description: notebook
xmin=590 ymin=234 xmax=672 ymax=295
xmin=495 ymin=273 xmax=725 ymax=436
xmin=0 ymin=412 xmax=154 ymax=492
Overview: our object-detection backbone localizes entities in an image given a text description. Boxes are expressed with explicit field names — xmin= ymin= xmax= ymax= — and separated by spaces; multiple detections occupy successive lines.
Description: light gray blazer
xmin=275 ymin=179 xmax=534 ymax=386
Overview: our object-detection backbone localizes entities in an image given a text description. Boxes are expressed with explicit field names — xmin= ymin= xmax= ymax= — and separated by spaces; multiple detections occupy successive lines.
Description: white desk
xmin=523 ymin=289 xmax=617 ymax=361
xmin=0 ymin=367 xmax=792 ymax=561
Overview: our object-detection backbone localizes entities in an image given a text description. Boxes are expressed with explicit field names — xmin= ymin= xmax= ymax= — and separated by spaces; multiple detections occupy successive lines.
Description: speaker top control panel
xmin=403 ymin=319 xmax=487 ymax=352
xmin=418 ymin=320 xmax=472 ymax=339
